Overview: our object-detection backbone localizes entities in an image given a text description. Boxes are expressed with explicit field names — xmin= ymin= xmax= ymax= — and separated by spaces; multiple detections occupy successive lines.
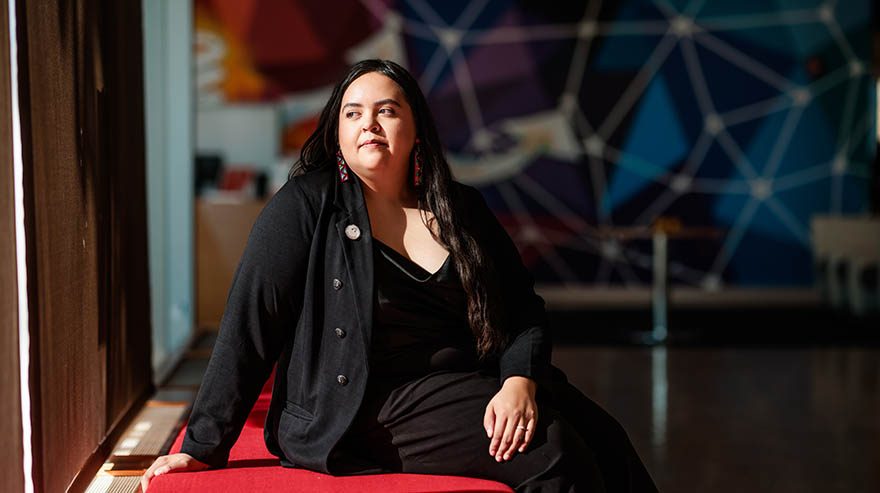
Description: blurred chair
xmin=811 ymin=216 xmax=880 ymax=316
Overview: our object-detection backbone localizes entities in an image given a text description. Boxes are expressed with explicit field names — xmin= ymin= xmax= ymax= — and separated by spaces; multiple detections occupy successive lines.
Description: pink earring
xmin=336 ymin=149 xmax=349 ymax=183
xmin=413 ymin=141 xmax=423 ymax=187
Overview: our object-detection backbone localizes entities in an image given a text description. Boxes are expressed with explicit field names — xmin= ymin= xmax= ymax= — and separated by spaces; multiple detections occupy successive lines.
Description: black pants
xmin=332 ymin=368 xmax=657 ymax=492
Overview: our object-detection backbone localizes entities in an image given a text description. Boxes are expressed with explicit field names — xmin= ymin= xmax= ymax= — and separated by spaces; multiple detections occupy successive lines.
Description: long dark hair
xmin=291 ymin=59 xmax=506 ymax=358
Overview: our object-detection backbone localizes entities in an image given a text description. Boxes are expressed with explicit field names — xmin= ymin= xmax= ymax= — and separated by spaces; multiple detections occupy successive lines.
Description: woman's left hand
xmin=483 ymin=376 xmax=538 ymax=462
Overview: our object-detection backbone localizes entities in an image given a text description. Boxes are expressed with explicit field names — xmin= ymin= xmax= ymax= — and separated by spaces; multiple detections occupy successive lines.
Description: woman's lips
xmin=360 ymin=141 xmax=387 ymax=148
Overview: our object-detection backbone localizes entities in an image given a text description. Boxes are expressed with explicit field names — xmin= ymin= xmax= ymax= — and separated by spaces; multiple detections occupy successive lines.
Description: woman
xmin=142 ymin=59 xmax=656 ymax=492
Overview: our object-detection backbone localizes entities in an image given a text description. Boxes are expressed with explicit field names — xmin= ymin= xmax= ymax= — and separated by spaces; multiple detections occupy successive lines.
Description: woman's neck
xmin=360 ymin=177 xmax=418 ymax=210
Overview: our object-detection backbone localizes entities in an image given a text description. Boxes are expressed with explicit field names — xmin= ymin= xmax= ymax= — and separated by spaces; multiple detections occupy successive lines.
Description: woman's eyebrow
xmin=342 ymin=99 xmax=401 ymax=110
xmin=373 ymin=98 xmax=401 ymax=107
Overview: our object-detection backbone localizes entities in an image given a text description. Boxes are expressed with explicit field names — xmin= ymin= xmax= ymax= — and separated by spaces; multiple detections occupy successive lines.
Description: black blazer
xmin=181 ymin=165 xmax=551 ymax=473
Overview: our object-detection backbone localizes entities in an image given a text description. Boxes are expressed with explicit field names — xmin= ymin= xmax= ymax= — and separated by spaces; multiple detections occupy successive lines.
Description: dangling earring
xmin=413 ymin=141 xmax=423 ymax=187
xmin=336 ymin=149 xmax=350 ymax=183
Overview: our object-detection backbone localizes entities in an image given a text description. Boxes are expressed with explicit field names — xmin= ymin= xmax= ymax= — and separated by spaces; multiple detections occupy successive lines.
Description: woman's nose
xmin=362 ymin=117 xmax=380 ymax=132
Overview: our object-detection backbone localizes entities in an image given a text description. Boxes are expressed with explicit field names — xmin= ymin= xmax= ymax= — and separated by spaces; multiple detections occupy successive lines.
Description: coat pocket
xmin=279 ymin=401 xmax=315 ymax=445
xmin=282 ymin=401 xmax=315 ymax=421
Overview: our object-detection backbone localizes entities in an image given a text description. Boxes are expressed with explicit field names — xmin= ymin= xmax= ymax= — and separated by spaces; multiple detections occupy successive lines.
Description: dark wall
xmin=17 ymin=0 xmax=152 ymax=490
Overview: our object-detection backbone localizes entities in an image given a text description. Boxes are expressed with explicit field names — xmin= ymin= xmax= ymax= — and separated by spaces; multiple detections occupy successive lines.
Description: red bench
xmin=148 ymin=378 xmax=513 ymax=493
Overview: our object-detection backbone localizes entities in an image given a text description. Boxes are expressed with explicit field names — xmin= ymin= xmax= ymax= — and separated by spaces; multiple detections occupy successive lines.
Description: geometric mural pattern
xmin=197 ymin=0 xmax=876 ymax=288
xmin=353 ymin=0 xmax=876 ymax=288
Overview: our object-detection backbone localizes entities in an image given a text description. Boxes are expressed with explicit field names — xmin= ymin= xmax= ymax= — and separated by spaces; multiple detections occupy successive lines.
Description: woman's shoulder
xmin=251 ymin=166 xmax=334 ymax=235
xmin=450 ymin=180 xmax=485 ymax=206
xmin=280 ymin=165 xmax=335 ymax=201
xmin=450 ymin=181 xmax=494 ymax=223
xmin=265 ymin=166 xmax=334 ymax=212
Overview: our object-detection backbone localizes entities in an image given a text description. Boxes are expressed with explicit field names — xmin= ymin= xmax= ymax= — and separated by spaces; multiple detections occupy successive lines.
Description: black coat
xmin=181 ymin=165 xmax=551 ymax=473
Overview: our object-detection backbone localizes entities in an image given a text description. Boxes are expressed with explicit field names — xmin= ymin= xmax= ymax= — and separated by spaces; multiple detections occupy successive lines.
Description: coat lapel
xmin=333 ymin=171 xmax=375 ymax=348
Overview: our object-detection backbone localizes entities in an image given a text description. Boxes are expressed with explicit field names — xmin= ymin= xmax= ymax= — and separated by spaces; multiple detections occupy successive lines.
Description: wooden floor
xmin=553 ymin=345 xmax=880 ymax=492
xmin=156 ymin=332 xmax=880 ymax=493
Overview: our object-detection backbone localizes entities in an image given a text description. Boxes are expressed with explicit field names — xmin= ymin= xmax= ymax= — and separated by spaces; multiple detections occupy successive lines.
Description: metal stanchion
xmin=651 ymin=231 xmax=669 ymax=344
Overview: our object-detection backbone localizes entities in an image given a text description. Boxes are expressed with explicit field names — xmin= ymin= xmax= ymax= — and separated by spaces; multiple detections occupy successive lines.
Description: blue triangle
xmin=601 ymin=75 xmax=689 ymax=215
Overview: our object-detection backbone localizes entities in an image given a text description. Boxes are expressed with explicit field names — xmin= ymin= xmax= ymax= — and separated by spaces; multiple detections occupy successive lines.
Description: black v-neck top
xmin=368 ymin=239 xmax=480 ymax=387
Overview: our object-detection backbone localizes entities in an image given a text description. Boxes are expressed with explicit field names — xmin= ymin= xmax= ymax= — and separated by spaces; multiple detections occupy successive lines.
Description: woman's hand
xmin=483 ymin=376 xmax=538 ymax=462
xmin=140 ymin=453 xmax=209 ymax=492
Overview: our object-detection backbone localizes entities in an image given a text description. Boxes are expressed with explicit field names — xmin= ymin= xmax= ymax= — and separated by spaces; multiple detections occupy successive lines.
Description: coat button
xmin=337 ymin=374 xmax=348 ymax=386
xmin=344 ymin=224 xmax=361 ymax=240
xmin=334 ymin=327 xmax=346 ymax=338
xmin=332 ymin=278 xmax=343 ymax=290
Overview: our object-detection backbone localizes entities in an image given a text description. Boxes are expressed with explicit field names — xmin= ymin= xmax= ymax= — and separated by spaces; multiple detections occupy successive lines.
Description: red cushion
xmin=148 ymin=377 xmax=513 ymax=493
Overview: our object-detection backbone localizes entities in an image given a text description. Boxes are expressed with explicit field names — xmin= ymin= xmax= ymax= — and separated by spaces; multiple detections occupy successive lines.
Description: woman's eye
xmin=379 ymin=108 xmax=395 ymax=115
xmin=345 ymin=111 xmax=360 ymax=118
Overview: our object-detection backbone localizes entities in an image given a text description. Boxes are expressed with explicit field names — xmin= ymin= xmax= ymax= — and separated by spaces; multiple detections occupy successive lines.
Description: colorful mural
xmin=195 ymin=0 xmax=876 ymax=288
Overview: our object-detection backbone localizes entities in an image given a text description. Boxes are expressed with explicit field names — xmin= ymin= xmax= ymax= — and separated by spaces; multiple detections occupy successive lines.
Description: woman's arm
xmin=180 ymin=179 xmax=316 ymax=468
xmin=171 ymin=179 xmax=315 ymax=472
xmin=462 ymin=184 xmax=552 ymax=384
xmin=460 ymin=184 xmax=552 ymax=461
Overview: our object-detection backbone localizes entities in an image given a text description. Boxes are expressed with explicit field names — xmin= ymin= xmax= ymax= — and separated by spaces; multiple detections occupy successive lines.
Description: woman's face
xmin=337 ymin=72 xmax=417 ymax=186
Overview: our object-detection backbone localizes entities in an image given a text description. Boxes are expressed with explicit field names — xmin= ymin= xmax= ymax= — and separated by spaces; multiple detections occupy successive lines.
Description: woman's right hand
xmin=140 ymin=453 xmax=209 ymax=492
